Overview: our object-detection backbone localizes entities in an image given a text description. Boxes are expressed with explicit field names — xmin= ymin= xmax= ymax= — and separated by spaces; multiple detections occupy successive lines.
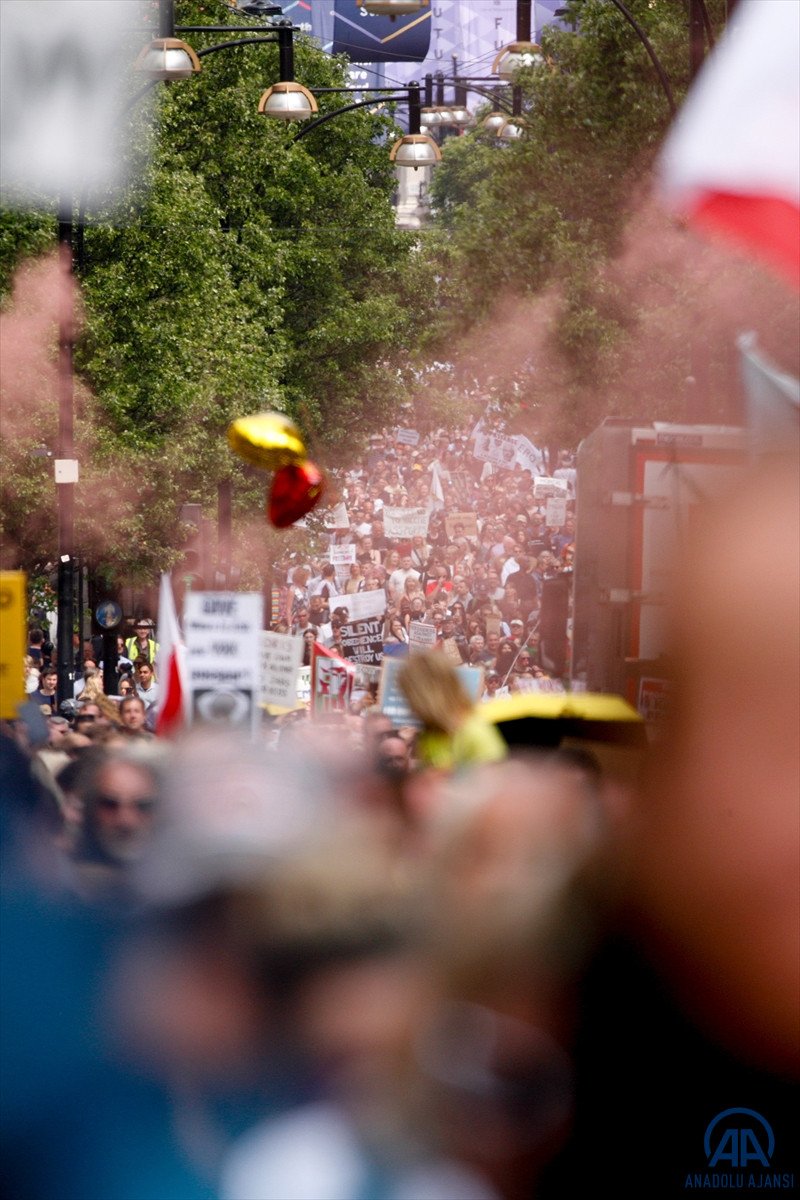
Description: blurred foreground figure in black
xmin=540 ymin=460 xmax=800 ymax=1198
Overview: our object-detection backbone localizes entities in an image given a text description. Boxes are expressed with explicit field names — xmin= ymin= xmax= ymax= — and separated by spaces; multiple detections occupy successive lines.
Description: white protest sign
xmin=184 ymin=592 xmax=262 ymax=735
xmin=0 ymin=0 xmax=143 ymax=206
xmin=329 ymin=542 xmax=356 ymax=586
xmin=533 ymin=476 xmax=569 ymax=500
xmin=382 ymin=506 xmax=430 ymax=540
xmin=324 ymin=502 xmax=350 ymax=529
xmin=514 ymin=435 xmax=546 ymax=477
xmin=409 ymin=621 xmax=437 ymax=652
xmin=260 ymin=631 xmax=304 ymax=708
xmin=545 ymin=496 xmax=568 ymax=528
xmin=472 ymin=431 xmax=518 ymax=468
xmin=395 ymin=428 xmax=420 ymax=446
xmin=335 ymin=589 xmax=387 ymax=623
xmin=297 ymin=665 xmax=311 ymax=704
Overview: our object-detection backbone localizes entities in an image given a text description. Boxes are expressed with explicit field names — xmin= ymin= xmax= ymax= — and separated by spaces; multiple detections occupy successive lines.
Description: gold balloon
xmin=227 ymin=412 xmax=307 ymax=471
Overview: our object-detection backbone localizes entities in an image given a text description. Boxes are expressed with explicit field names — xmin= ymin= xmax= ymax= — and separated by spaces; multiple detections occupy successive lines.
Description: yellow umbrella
xmin=481 ymin=691 xmax=647 ymax=781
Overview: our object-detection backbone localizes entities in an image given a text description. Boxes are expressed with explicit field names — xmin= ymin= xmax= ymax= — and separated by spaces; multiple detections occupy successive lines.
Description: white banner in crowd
xmin=259 ymin=631 xmax=304 ymax=708
xmin=534 ymin=476 xmax=569 ymax=500
xmin=395 ymin=428 xmax=420 ymax=446
xmin=382 ymin=506 xmax=430 ymax=539
xmin=324 ymin=502 xmax=350 ymax=529
xmin=514 ymin=435 xmax=547 ymax=477
xmin=334 ymin=589 xmax=387 ymax=623
xmin=184 ymin=592 xmax=262 ymax=735
xmin=472 ymin=431 xmax=519 ymax=468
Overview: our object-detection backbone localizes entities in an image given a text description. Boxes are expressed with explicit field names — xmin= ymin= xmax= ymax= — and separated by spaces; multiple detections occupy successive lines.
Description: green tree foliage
xmin=1 ymin=0 xmax=429 ymax=584
xmin=422 ymin=0 xmax=727 ymax=442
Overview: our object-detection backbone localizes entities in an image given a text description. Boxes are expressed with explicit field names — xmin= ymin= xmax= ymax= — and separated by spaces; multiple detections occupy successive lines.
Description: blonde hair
xmin=397 ymin=651 xmax=472 ymax=736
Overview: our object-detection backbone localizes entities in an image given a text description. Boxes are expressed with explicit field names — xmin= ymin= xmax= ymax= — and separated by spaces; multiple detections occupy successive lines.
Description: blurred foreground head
xmin=629 ymin=458 xmax=799 ymax=1075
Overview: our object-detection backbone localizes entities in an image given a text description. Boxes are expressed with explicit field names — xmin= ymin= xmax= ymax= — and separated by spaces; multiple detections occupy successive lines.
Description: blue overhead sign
xmin=332 ymin=1 xmax=431 ymax=63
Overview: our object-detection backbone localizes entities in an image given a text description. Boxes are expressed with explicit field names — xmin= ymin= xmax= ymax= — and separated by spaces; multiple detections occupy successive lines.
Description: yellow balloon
xmin=227 ymin=412 xmax=307 ymax=471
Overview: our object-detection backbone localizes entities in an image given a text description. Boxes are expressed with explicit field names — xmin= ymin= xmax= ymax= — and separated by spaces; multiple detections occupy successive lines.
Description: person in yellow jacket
xmin=397 ymin=650 xmax=506 ymax=772
xmin=125 ymin=619 xmax=159 ymax=666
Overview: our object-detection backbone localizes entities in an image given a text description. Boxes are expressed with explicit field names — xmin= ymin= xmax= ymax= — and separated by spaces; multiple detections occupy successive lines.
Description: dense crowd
xmin=270 ymin=425 xmax=576 ymax=697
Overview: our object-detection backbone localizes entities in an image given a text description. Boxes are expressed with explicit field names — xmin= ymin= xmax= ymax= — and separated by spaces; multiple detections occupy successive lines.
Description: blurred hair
xmin=397 ymin=652 xmax=472 ymax=736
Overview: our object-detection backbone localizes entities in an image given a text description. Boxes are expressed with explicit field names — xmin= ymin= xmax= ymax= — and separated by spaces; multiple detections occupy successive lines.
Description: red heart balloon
xmin=268 ymin=460 xmax=326 ymax=528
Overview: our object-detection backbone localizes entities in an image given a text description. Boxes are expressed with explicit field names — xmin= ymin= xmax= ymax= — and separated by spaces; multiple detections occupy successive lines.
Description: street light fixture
xmin=258 ymin=81 xmax=318 ymax=120
xmin=134 ymin=37 xmax=201 ymax=80
xmin=492 ymin=41 xmax=543 ymax=80
xmin=389 ymin=133 xmax=441 ymax=169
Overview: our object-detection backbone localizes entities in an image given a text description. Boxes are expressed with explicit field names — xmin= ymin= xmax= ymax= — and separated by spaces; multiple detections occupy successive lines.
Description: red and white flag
xmin=155 ymin=573 xmax=188 ymax=737
xmin=310 ymin=642 xmax=355 ymax=718
xmin=659 ymin=0 xmax=800 ymax=288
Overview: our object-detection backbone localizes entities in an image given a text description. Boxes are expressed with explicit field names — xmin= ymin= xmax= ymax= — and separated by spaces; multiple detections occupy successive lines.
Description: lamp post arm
xmin=605 ymin=0 xmax=677 ymax=116
xmin=195 ymin=35 xmax=280 ymax=58
xmin=293 ymin=93 xmax=409 ymax=142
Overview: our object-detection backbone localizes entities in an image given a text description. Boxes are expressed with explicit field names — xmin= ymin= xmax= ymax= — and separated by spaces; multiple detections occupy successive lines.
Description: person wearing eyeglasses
xmin=71 ymin=751 xmax=160 ymax=904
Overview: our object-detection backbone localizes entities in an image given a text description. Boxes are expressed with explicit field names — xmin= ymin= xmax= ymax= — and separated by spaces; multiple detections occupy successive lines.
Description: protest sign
xmin=533 ymin=476 xmax=569 ymax=500
xmin=340 ymin=617 xmax=384 ymax=669
xmin=184 ymin=592 xmax=262 ymax=735
xmin=329 ymin=542 xmax=356 ymax=587
xmin=334 ymin=589 xmax=387 ymax=623
xmin=408 ymin=621 xmax=437 ymax=652
xmin=442 ymin=636 xmax=464 ymax=664
xmin=324 ymin=502 xmax=349 ymax=529
xmin=378 ymin=659 xmax=484 ymax=728
xmin=395 ymin=427 xmax=420 ymax=446
xmin=296 ymin=665 xmax=311 ymax=704
xmin=259 ymin=631 xmax=304 ymax=709
xmin=311 ymin=644 xmax=355 ymax=718
xmin=472 ymin=431 xmax=518 ymax=468
xmin=545 ymin=496 xmax=568 ymax=528
xmin=514 ymin=435 xmax=546 ymax=477
xmin=382 ymin=506 xmax=430 ymax=539
xmin=445 ymin=512 xmax=479 ymax=539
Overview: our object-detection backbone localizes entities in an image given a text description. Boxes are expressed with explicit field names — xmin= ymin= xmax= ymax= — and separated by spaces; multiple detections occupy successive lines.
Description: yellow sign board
xmin=0 ymin=571 xmax=26 ymax=719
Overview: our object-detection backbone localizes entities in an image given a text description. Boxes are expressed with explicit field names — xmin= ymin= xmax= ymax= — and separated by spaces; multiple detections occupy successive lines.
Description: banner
xmin=331 ymin=0 xmax=431 ymax=63
xmin=324 ymin=502 xmax=350 ymax=529
xmin=259 ymin=631 xmax=304 ymax=709
xmin=395 ymin=428 xmax=420 ymax=446
xmin=445 ymin=512 xmax=479 ymax=540
xmin=340 ymin=616 xmax=384 ymax=669
xmin=534 ymin=476 xmax=569 ymax=500
xmin=383 ymin=506 xmax=430 ymax=539
xmin=514 ymin=435 xmax=547 ymax=477
xmin=333 ymin=588 xmax=387 ymax=623
xmin=184 ymin=592 xmax=262 ymax=735
xmin=311 ymin=643 xmax=355 ymax=717
xmin=472 ymin=431 xmax=518 ymax=468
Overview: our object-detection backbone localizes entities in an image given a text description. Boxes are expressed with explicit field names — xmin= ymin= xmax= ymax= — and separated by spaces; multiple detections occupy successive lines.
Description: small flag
xmin=155 ymin=573 xmax=188 ymax=737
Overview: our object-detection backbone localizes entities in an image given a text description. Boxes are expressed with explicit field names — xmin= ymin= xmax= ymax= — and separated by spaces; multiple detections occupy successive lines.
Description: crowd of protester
xmin=3 ymin=432 xmax=797 ymax=1200
xmin=269 ymin=425 xmax=576 ymax=698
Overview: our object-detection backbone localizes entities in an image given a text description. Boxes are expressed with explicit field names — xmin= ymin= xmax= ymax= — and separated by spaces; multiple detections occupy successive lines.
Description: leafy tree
xmin=420 ymin=0 xmax=744 ymax=444
xmin=1 ymin=0 xmax=431 ymax=586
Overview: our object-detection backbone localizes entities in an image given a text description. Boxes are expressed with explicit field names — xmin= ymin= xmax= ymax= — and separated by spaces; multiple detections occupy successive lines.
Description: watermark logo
xmin=684 ymin=1109 xmax=796 ymax=1191
xmin=705 ymin=1109 xmax=774 ymax=1170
